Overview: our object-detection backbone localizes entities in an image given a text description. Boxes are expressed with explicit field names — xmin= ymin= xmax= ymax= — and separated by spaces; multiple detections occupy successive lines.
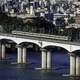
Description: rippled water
xmin=0 ymin=52 xmax=78 ymax=80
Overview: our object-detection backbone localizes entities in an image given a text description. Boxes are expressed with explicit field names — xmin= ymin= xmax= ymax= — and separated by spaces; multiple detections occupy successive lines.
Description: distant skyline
xmin=0 ymin=0 xmax=78 ymax=3
xmin=49 ymin=0 xmax=77 ymax=4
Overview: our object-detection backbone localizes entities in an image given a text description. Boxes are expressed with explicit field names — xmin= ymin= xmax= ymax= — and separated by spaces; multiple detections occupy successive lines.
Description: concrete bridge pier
xmin=70 ymin=54 xmax=76 ymax=76
xmin=41 ymin=48 xmax=47 ymax=69
xmin=47 ymin=51 xmax=51 ymax=69
xmin=22 ymin=47 xmax=26 ymax=64
xmin=1 ymin=44 xmax=5 ymax=60
xmin=17 ymin=45 xmax=23 ymax=63
xmin=76 ymin=56 xmax=80 ymax=76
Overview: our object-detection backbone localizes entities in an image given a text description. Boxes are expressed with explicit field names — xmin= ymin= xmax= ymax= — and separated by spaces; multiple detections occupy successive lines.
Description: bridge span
xmin=0 ymin=33 xmax=80 ymax=76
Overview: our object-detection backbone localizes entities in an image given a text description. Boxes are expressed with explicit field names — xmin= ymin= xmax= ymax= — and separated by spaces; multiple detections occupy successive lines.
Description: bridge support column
xmin=0 ymin=43 xmax=2 ymax=59
xmin=70 ymin=54 xmax=76 ymax=76
xmin=41 ymin=49 xmax=47 ymax=69
xmin=22 ymin=47 xmax=26 ymax=64
xmin=17 ymin=46 xmax=23 ymax=63
xmin=47 ymin=51 xmax=51 ymax=69
xmin=76 ymin=56 xmax=80 ymax=76
xmin=2 ymin=44 xmax=5 ymax=59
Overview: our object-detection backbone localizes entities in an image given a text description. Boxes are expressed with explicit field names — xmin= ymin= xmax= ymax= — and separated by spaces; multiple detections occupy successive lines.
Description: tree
xmin=56 ymin=17 xmax=66 ymax=27
xmin=68 ymin=17 xmax=75 ymax=24
xmin=0 ymin=12 xmax=24 ymax=33
xmin=55 ymin=17 xmax=66 ymax=35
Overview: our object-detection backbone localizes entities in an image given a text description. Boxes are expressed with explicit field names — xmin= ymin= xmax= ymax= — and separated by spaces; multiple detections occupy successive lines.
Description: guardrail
xmin=12 ymin=31 xmax=69 ymax=41
xmin=0 ymin=32 xmax=80 ymax=46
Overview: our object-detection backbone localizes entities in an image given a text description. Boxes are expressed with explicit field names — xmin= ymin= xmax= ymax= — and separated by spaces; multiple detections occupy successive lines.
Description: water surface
xmin=0 ymin=52 xmax=78 ymax=80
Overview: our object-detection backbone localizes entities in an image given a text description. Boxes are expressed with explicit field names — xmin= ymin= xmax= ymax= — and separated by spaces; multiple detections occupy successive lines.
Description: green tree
xmin=68 ymin=17 xmax=75 ymax=24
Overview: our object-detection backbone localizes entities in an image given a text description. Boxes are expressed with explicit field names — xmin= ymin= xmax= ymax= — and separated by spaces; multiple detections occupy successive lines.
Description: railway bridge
xmin=0 ymin=32 xmax=80 ymax=76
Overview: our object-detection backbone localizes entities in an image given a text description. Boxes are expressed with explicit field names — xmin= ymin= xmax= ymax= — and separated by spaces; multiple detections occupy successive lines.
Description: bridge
xmin=0 ymin=32 xmax=80 ymax=76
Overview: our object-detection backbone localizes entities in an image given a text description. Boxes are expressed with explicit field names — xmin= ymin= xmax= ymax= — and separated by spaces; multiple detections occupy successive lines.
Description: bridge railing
xmin=0 ymin=31 xmax=69 ymax=41
xmin=11 ymin=31 xmax=69 ymax=41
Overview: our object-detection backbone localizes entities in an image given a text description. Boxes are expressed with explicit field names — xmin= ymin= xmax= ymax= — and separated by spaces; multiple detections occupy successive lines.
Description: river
xmin=0 ymin=51 xmax=79 ymax=80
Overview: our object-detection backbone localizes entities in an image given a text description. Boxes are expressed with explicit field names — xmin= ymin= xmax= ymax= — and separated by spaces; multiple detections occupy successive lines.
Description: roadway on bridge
xmin=0 ymin=33 xmax=80 ymax=46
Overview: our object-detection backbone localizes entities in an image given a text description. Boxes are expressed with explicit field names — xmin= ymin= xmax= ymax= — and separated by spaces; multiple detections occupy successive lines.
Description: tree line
xmin=0 ymin=12 xmax=79 ymax=41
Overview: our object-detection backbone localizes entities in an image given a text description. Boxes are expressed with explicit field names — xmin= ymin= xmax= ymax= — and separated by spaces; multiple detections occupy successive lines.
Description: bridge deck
xmin=0 ymin=33 xmax=80 ymax=46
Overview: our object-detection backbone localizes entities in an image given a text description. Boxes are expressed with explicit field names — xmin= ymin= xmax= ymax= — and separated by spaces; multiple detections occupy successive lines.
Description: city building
xmin=0 ymin=0 xmax=80 ymax=24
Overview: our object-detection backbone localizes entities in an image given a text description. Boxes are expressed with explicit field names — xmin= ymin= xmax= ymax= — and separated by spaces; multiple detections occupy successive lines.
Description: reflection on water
xmin=0 ymin=53 xmax=79 ymax=80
